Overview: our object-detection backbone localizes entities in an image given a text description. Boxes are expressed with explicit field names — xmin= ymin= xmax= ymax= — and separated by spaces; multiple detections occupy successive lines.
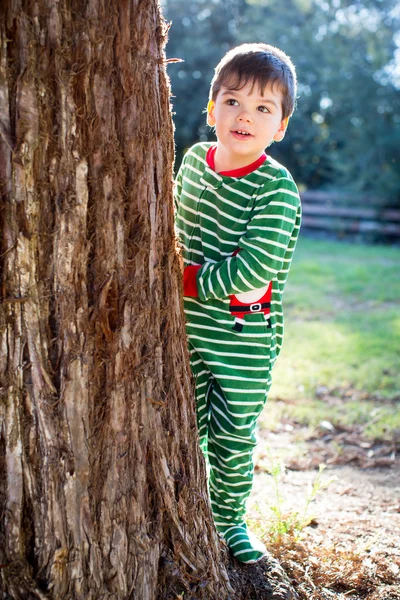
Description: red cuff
xmin=183 ymin=265 xmax=201 ymax=297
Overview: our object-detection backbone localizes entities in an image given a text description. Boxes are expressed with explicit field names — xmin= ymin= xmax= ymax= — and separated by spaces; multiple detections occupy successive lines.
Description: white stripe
xmin=211 ymin=413 xmax=253 ymax=439
xmin=198 ymin=270 xmax=207 ymax=298
xmin=177 ymin=213 xmax=197 ymax=229
xmin=201 ymin=197 xmax=248 ymax=224
xmin=237 ymin=178 xmax=264 ymax=188
xmin=236 ymin=265 xmax=254 ymax=289
xmin=182 ymin=175 xmax=204 ymax=191
xmin=209 ymin=462 xmax=252 ymax=478
xmin=202 ymin=239 xmax=235 ymax=255
xmin=186 ymin=146 xmax=208 ymax=167
xmin=213 ymin=389 xmax=263 ymax=419
xmin=241 ymin=236 xmax=287 ymax=251
xmin=243 ymin=238 xmax=289 ymax=260
xmin=216 ymin=269 xmax=229 ymax=297
xmin=185 ymin=322 xmax=271 ymax=340
xmin=254 ymin=169 xmax=275 ymax=180
xmin=183 ymin=168 xmax=254 ymax=206
xmin=179 ymin=199 xmax=199 ymax=216
xmin=237 ymin=253 xmax=268 ymax=285
xmin=206 ymin=264 xmax=217 ymax=298
xmin=221 ymin=388 xmax=268 ymax=396
xmin=250 ymin=212 xmax=296 ymax=225
xmin=240 ymin=243 xmax=292 ymax=264
xmin=213 ymin=475 xmax=250 ymax=488
xmin=220 ymin=181 xmax=255 ymax=200
xmin=190 ymin=357 xmax=202 ymax=366
xmin=198 ymin=211 xmax=247 ymax=236
xmin=206 ymin=359 xmax=271 ymax=371
xmin=208 ymin=440 xmax=250 ymax=470
xmin=257 ymin=186 xmax=299 ymax=201
xmin=252 ymin=226 xmax=292 ymax=237
xmin=196 ymin=223 xmax=240 ymax=247
xmin=268 ymin=199 xmax=299 ymax=210
xmin=177 ymin=229 xmax=201 ymax=244
xmin=208 ymin=450 xmax=252 ymax=470
xmin=185 ymin=297 xmax=231 ymax=310
xmin=227 ymin=257 xmax=241 ymax=293
xmin=214 ymin=373 xmax=270 ymax=383
xmin=185 ymin=163 xmax=203 ymax=176
xmin=183 ymin=187 xmax=249 ymax=224
xmin=232 ymin=549 xmax=257 ymax=557
xmin=205 ymin=186 xmax=253 ymax=209
xmin=212 ymin=404 xmax=254 ymax=430
xmin=187 ymin=337 xmax=268 ymax=350
xmin=188 ymin=344 xmax=268 ymax=361
xmin=230 ymin=538 xmax=251 ymax=549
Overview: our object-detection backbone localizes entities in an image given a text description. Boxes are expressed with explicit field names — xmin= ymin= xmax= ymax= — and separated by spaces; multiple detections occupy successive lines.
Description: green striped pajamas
xmin=175 ymin=142 xmax=301 ymax=560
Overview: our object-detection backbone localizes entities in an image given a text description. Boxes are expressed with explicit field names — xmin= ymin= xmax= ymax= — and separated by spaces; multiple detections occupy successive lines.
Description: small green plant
xmin=263 ymin=453 xmax=337 ymax=542
xmin=293 ymin=463 xmax=337 ymax=541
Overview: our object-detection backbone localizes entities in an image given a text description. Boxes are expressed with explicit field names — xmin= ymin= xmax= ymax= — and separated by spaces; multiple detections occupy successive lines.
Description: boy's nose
xmin=237 ymin=111 xmax=253 ymax=123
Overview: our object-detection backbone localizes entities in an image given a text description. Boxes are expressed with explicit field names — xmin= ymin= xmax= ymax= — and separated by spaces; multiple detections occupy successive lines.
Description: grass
xmin=264 ymin=237 xmax=400 ymax=440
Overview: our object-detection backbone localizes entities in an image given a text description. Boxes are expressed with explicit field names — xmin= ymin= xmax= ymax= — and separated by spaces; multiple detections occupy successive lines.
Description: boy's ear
xmin=207 ymin=100 xmax=216 ymax=126
xmin=273 ymin=117 xmax=290 ymax=142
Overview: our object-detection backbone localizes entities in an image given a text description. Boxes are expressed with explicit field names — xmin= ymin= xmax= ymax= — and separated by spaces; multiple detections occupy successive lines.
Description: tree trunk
xmin=0 ymin=1 xmax=233 ymax=598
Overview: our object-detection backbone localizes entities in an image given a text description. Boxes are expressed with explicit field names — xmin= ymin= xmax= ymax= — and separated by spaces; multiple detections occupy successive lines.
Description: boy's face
xmin=207 ymin=80 xmax=288 ymax=169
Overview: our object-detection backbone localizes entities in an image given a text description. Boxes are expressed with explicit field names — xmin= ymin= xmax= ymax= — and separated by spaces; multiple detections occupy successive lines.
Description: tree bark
xmin=0 ymin=1 xmax=233 ymax=598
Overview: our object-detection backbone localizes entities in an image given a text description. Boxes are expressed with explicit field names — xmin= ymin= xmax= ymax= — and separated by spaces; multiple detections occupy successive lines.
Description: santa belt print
xmin=230 ymin=302 xmax=270 ymax=313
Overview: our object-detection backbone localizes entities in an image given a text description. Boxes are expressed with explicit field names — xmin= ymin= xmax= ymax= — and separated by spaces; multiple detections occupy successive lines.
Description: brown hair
xmin=209 ymin=43 xmax=297 ymax=119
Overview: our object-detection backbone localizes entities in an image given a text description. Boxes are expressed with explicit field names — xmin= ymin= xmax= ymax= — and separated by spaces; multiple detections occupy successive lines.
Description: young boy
xmin=174 ymin=43 xmax=301 ymax=563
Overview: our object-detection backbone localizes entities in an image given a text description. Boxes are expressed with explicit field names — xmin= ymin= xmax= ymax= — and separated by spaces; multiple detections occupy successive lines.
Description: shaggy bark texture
xmin=0 ymin=1 xmax=233 ymax=598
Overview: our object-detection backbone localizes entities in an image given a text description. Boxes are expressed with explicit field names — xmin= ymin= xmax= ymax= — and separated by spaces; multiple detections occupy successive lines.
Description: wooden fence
xmin=300 ymin=191 xmax=400 ymax=239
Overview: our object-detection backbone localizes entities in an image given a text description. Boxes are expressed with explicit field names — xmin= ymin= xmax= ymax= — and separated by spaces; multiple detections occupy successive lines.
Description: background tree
xmin=164 ymin=0 xmax=400 ymax=203
xmin=0 ymin=1 xmax=233 ymax=598
xmin=165 ymin=0 xmax=245 ymax=166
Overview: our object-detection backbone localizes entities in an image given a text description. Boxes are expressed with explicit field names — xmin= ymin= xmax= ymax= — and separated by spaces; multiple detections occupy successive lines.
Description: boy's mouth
xmin=232 ymin=130 xmax=253 ymax=139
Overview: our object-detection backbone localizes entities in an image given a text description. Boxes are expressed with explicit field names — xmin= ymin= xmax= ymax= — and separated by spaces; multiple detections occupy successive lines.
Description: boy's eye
xmin=226 ymin=99 xmax=239 ymax=106
xmin=258 ymin=106 xmax=270 ymax=113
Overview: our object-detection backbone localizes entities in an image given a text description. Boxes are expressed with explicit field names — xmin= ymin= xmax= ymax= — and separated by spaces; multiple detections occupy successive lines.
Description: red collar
xmin=206 ymin=145 xmax=267 ymax=177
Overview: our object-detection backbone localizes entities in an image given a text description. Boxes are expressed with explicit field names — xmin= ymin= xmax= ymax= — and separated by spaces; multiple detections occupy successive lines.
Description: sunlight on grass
xmin=266 ymin=238 xmax=400 ymax=436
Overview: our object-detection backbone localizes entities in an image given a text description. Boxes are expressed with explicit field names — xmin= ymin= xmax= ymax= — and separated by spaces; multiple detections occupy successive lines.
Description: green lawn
xmin=265 ymin=237 xmax=400 ymax=439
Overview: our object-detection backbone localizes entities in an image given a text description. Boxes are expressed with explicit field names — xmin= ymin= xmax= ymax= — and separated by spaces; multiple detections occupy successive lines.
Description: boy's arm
xmin=184 ymin=177 xmax=301 ymax=300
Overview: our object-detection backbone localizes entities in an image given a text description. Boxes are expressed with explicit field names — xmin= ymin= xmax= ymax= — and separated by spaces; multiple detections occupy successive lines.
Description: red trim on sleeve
xmin=206 ymin=145 xmax=267 ymax=177
xmin=183 ymin=265 xmax=202 ymax=297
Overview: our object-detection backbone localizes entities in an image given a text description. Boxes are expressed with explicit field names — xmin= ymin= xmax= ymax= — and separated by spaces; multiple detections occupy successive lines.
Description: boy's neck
xmin=213 ymin=143 xmax=266 ymax=173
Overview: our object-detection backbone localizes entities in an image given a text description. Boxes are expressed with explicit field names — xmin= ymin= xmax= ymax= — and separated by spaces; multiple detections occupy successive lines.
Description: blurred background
xmin=163 ymin=0 xmax=400 ymax=242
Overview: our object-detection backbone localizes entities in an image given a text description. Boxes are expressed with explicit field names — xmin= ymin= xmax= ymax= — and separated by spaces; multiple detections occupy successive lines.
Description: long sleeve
xmin=185 ymin=176 xmax=301 ymax=301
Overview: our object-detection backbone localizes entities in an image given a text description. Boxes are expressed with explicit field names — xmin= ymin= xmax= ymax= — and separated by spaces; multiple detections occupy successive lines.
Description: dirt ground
xmin=247 ymin=422 xmax=400 ymax=599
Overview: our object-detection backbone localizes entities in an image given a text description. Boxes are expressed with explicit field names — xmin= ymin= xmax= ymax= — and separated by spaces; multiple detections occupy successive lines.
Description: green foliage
xmin=163 ymin=0 xmax=400 ymax=202
xmin=162 ymin=0 xmax=242 ymax=165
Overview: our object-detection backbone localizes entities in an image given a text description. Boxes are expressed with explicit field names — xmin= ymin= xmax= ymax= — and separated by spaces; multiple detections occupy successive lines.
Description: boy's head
xmin=209 ymin=43 xmax=297 ymax=121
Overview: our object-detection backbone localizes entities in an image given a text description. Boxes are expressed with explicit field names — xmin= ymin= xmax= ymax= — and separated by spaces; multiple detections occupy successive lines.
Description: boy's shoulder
xmin=253 ymin=156 xmax=300 ymax=209
xmin=182 ymin=142 xmax=212 ymax=167
xmin=260 ymin=154 xmax=295 ymax=183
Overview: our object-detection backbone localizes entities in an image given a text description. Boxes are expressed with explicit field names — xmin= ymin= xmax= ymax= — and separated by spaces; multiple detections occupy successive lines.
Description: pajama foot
xmin=220 ymin=523 xmax=267 ymax=564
